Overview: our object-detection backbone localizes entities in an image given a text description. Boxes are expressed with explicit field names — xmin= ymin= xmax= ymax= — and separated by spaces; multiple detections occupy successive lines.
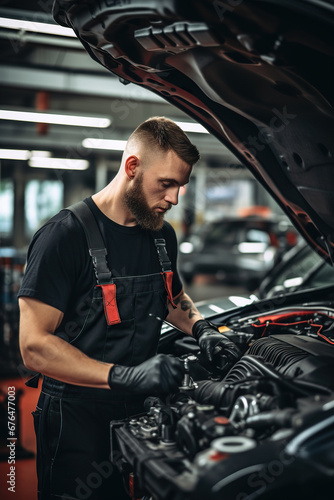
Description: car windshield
xmin=205 ymin=222 xmax=242 ymax=245
xmin=205 ymin=221 xmax=271 ymax=246
xmin=263 ymin=244 xmax=334 ymax=296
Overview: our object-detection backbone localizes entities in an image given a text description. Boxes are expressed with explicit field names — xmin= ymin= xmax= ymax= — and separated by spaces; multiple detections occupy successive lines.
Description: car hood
xmin=53 ymin=0 xmax=334 ymax=263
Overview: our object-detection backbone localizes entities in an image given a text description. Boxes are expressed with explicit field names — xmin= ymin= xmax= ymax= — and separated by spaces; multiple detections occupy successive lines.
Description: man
xmin=18 ymin=117 xmax=240 ymax=499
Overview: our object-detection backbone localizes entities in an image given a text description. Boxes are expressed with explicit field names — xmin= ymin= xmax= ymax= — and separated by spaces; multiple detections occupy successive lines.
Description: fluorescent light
xmin=0 ymin=110 xmax=111 ymax=128
xmin=30 ymin=151 xmax=51 ymax=158
xmin=0 ymin=149 xmax=30 ymax=160
xmin=29 ymin=158 xmax=89 ymax=170
xmin=0 ymin=17 xmax=76 ymax=38
xmin=0 ymin=149 xmax=51 ymax=160
xmin=82 ymin=138 xmax=127 ymax=150
xmin=174 ymin=121 xmax=209 ymax=134
xmin=0 ymin=149 xmax=87 ymax=169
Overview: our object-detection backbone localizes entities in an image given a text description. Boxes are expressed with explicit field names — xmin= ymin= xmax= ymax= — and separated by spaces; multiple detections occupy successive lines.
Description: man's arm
xmin=19 ymin=297 xmax=111 ymax=389
xmin=166 ymin=289 xmax=241 ymax=372
xmin=19 ymin=296 xmax=185 ymax=393
xmin=165 ymin=289 xmax=203 ymax=335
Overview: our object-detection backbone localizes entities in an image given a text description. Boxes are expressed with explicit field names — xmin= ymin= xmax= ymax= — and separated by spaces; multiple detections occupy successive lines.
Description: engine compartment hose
xmin=241 ymin=355 xmax=310 ymax=397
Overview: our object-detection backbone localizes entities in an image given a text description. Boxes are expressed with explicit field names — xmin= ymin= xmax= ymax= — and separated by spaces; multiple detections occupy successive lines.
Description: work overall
xmin=30 ymin=201 xmax=176 ymax=500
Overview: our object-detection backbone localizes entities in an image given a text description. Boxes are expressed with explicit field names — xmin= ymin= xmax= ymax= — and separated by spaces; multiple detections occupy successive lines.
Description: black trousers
xmin=33 ymin=390 xmax=144 ymax=500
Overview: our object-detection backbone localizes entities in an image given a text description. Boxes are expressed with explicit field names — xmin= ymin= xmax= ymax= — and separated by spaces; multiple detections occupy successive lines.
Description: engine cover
xmin=247 ymin=334 xmax=334 ymax=389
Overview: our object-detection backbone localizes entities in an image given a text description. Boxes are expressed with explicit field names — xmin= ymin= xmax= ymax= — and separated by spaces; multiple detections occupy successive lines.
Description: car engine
xmin=110 ymin=306 xmax=334 ymax=500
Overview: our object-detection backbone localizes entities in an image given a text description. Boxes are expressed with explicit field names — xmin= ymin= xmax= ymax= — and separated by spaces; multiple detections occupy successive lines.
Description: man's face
xmin=124 ymin=149 xmax=191 ymax=231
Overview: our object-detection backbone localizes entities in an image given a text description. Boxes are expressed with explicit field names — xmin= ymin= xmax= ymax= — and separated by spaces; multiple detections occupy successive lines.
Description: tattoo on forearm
xmin=179 ymin=299 xmax=197 ymax=319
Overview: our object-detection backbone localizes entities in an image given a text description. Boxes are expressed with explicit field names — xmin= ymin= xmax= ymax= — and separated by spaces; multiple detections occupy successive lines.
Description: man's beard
xmin=124 ymin=172 xmax=171 ymax=231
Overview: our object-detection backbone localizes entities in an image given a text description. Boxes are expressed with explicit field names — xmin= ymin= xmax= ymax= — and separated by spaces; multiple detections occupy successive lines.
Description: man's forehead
xmin=158 ymin=165 xmax=191 ymax=185
xmin=159 ymin=150 xmax=192 ymax=178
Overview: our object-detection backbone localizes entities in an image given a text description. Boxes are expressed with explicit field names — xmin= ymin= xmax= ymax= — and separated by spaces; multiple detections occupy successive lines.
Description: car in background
xmin=178 ymin=215 xmax=298 ymax=288
xmin=163 ymin=240 xmax=334 ymax=327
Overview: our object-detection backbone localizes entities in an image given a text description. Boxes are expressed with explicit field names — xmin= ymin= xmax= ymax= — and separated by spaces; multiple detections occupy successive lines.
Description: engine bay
xmin=110 ymin=306 xmax=334 ymax=500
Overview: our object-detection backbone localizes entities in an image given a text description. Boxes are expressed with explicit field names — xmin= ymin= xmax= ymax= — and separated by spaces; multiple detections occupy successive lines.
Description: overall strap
xmin=152 ymin=232 xmax=172 ymax=272
xmin=153 ymin=231 xmax=177 ymax=308
xmin=67 ymin=201 xmax=112 ymax=284
xmin=67 ymin=201 xmax=120 ymax=326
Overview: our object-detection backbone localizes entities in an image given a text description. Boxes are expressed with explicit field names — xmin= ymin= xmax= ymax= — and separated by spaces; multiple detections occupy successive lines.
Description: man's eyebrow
xmin=159 ymin=177 xmax=189 ymax=186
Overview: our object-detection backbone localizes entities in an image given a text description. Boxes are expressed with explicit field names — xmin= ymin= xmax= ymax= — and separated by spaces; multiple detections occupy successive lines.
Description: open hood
xmin=53 ymin=0 xmax=334 ymax=263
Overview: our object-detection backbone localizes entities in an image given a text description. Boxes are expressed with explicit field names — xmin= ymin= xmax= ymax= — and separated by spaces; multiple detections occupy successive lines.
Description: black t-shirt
xmin=18 ymin=197 xmax=183 ymax=317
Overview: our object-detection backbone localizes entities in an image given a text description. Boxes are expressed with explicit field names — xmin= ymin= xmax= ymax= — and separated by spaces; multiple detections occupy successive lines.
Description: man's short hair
xmin=129 ymin=116 xmax=200 ymax=166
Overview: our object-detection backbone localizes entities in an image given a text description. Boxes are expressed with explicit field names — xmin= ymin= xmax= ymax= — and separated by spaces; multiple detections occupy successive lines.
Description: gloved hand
xmin=192 ymin=319 xmax=241 ymax=372
xmin=108 ymin=354 xmax=185 ymax=394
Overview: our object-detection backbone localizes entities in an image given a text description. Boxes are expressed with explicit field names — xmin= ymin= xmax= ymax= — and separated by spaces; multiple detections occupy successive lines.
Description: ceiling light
xmin=0 ymin=17 xmax=76 ymax=37
xmin=29 ymin=158 xmax=89 ymax=170
xmin=0 ymin=149 xmax=30 ymax=160
xmin=30 ymin=151 xmax=52 ymax=158
xmin=0 ymin=109 xmax=111 ymax=128
xmin=0 ymin=149 xmax=88 ymax=169
xmin=0 ymin=149 xmax=51 ymax=160
xmin=174 ymin=121 xmax=209 ymax=134
xmin=82 ymin=138 xmax=127 ymax=150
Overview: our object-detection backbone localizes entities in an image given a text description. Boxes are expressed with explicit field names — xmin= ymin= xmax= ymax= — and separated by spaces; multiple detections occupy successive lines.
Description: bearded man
xmin=18 ymin=117 xmax=240 ymax=500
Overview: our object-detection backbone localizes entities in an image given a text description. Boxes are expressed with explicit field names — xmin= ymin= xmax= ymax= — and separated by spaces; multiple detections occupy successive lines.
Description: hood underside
xmin=53 ymin=0 xmax=334 ymax=263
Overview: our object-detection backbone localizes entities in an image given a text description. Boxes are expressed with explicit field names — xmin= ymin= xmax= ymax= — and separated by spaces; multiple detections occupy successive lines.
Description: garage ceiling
xmin=0 ymin=1 xmax=240 ymax=167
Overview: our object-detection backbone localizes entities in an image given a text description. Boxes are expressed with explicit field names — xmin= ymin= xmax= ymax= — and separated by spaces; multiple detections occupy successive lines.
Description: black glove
xmin=192 ymin=319 xmax=241 ymax=371
xmin=108 ymin=354 xmax=185 ymax=394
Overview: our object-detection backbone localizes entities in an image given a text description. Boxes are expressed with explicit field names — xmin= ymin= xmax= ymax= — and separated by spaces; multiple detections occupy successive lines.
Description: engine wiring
xmin=236 ymin=305 xmax=334 ymax=323
xmin=250 ymin=310 xmax=334 ymax=345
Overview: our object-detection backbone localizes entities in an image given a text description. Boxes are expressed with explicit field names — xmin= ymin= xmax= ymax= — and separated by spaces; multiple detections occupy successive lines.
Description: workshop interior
xmin=1 ymin=1 xmax=334 ymax=499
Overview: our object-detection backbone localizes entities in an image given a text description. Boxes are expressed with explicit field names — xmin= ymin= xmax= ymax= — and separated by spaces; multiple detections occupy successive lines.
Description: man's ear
xmin=124 ymin=155 xmax=139 ymax=179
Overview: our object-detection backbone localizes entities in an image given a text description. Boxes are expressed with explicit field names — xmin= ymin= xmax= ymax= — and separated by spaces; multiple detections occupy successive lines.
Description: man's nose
xmin=165 ymin=187 xmax=179 ymax=206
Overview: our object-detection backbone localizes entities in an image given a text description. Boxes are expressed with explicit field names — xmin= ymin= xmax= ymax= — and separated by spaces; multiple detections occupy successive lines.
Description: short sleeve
xmin=18 ymin=211 xmax=89 ymax=313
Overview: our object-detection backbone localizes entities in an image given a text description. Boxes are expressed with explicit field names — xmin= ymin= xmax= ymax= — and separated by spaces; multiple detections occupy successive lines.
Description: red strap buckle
xmin=96 ymin=284 xmax=121 ymax=325
xmin=161 ymin=271 xmax=177 ymax=309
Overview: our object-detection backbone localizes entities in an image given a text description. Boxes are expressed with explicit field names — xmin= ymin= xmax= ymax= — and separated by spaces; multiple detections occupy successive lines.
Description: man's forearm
xmin=19 ymin=297 xmax=112 ymax=389
xmin=21 ymin=330 xmax=112 ymax=389
xmin=166 ymin=290 xmax=203 ymax=335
